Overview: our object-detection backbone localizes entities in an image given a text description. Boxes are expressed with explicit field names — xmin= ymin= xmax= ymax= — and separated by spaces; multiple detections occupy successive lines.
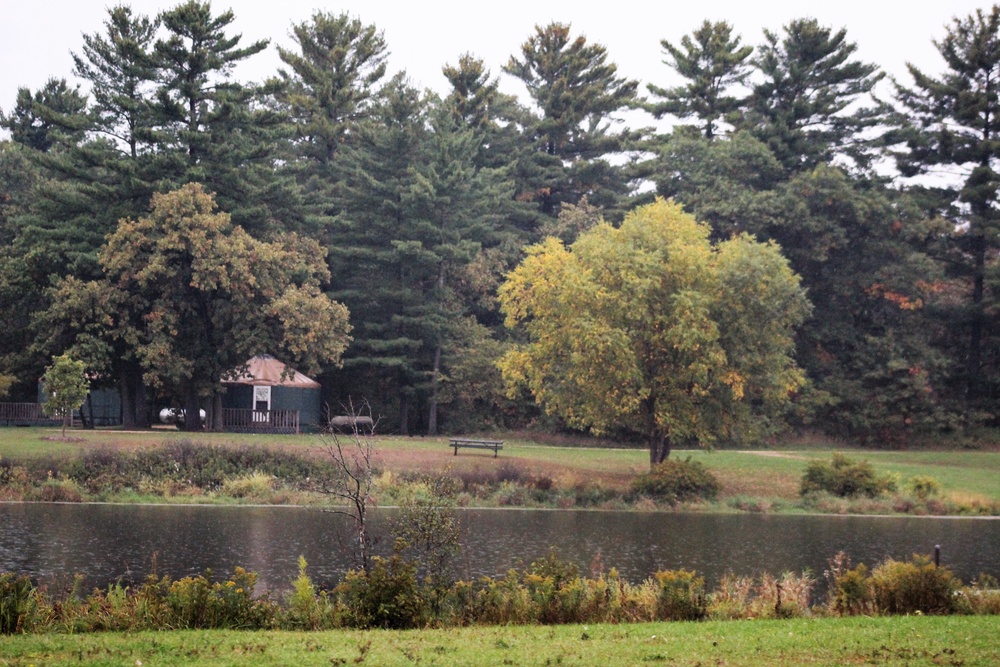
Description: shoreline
xmin=3 ymin=498 xmax=1000 ymax=519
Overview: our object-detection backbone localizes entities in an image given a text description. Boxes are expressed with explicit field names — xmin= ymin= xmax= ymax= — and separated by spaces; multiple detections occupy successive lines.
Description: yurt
xmin=220 ymin=355 xmax=322 ymax=433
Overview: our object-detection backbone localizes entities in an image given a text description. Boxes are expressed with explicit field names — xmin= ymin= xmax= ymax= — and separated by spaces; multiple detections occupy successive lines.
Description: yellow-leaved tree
xmin=498 ymin=199 xmax=810 ymax=465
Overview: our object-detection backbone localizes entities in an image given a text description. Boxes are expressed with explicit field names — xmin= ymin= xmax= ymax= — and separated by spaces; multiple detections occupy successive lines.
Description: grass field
xmin=1 ymin=426 xmax=998 ymax=512
xmin=1 ymin=616 xmax=997 ymax=666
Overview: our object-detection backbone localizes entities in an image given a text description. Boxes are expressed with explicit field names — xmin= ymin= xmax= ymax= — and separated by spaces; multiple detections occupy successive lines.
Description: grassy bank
xmin=1 ymin=616 xmax=997 ymax=666
xmin=1 ymin=427 xmax=998 ymax=514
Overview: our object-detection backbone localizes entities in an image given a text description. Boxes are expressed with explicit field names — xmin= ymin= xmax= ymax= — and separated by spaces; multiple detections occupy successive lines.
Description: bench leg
xmin=454 ymin=446 xmax=458 ymax=456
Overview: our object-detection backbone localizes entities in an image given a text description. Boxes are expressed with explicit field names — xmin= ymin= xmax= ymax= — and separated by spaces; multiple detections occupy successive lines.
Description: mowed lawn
xmin=1 ymin=616 xmax=997 ymax=667
xmin=0 ymin=426 xmax=998 ymax=504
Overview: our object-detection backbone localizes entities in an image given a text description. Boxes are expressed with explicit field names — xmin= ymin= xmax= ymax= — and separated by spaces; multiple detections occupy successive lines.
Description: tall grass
xmin=2 ymin=552 xmax=997 ymax=635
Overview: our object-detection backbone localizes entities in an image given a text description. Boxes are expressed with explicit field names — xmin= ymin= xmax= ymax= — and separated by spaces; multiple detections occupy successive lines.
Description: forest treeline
xmin=0 ymin=2 xmax=998 ymax=442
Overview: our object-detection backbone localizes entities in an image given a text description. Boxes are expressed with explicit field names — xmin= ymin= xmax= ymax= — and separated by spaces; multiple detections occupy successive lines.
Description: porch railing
xmin=222 ymin=408 xmax=300 ymax=434
xmin=0 ymin=402 xmax=59 ymax=426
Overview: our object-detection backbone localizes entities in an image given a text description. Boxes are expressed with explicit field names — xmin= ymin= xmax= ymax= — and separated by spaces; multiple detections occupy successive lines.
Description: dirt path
xmin=731 ymin=450 xmax=814 ymax=461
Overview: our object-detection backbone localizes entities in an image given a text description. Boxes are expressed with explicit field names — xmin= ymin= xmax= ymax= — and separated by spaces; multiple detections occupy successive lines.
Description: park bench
xmin=449 ymin=438 xmax=504 ymax=457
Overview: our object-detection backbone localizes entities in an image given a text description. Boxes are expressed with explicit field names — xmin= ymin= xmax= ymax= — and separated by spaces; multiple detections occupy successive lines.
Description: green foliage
xmin=391 ymin=483 xmax=462 ymax=587
xmin=499 ymin=199 xmax=809 ymax=465
xmin=908 ymin=475 xmax=942 ymax=501
xmin=40 ymin=354 xmax=89 ymax=437
xmin=739 ymin=18 xmax=885 ymax=173
xmin=504 ymin=22 xmax=639 ymax=217
xmin=825 ymin=551 xmax=964 ymax=616
xmin=648 ymin=20 xmax=753 ymax=139
xmin=869 ymin=555 xmax=962 ymax=615
xmin=800 ymin=454 xmax=897 ymax=498
xmin=98 ymin=184 xmax=350 ymax=428
xmin=275 ymin=11 xmax=388 ymax=165
xmin=34 ymin=442 xmax=328 ymax=497
xmin=892 ymin=7 xmax=1000 ymax=416
xmin=164 ymin=568 xmax=275 ymax=629
xmin=654 ymin=569 xmax=706 ymax=621
xmin=283 ymin=557 xmax=331 ymax=630
xmin=335 ymin=545 xmax=427 ymax=629
xmin=825 ymin=552 xmax=873 ymax=615
xmin=630 ymin=457 xmax=721 ymax=504
xmin=0 ymin=78 xmax=88 ymax=152
xmin=0 ymin=573 xmax=35 ymax=634
xmin=0 ymin=373 xmax=15 ymax=399
xmin=2 ymin=550 xmax=999 ymax=634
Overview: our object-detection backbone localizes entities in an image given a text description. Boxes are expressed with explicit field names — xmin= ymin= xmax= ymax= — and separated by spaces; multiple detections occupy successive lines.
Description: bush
xmin=654 ymin=569 xmax=706 ymax=621
xmin=869 ymin=555 xmax=962 ymax=615
xmin=631 ymin=457 xmax=720 ymax=504
xmin=800 ymin=453 xmax=897 ymax=498
xmin=283 ymin=557 xmax=332 ymax=630
xmin=222 ymin=472 xmax=276 ymax=500
xmin=908 ymin=475 xmax=942 ymax=501
xmin=0 ymin=573 xmax=35 ymax=634
xmin=829 ymin=564 xmax=873 ymax=615
xmin=164 ymin=568 xmax=275 ymax=629
xmin=335 ymin=545 xmax=427 ymax=629
xmin=957 ymin=574 xmax=1000 ymax=615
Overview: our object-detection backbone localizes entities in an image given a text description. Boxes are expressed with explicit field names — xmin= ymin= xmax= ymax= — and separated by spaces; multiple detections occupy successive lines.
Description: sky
xmin=0 ymin=0 xmax=994 ymax=125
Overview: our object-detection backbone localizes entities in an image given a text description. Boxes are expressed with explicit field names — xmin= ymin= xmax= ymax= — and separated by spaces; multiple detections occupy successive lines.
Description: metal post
xmin=934 ymin=544 xmax=941 ymax=567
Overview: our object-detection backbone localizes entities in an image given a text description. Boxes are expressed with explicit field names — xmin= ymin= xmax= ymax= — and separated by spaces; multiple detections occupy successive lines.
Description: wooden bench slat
xmin=449 ymin=438 xmax=504 ymax=457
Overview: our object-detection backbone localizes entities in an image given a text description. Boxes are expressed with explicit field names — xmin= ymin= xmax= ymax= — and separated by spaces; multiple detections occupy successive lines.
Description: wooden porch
xmin=222 ymin=408 xmax=301 ymax=434
xmin=0 ymin=402 xmax=60 ymax=426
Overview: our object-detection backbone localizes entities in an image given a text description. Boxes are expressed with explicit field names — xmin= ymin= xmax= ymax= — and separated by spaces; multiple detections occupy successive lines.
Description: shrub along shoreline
xmin=2 ymin=549 xmax=999 ymax=634
xmin=1 ymin=440 xmax=998 ymax=516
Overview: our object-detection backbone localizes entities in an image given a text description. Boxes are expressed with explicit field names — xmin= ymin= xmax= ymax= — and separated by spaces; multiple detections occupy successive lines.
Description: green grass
xmin=0 ymin=616 xmax=997 ymax=666
xmin=1 ymin=427 xmax=997 ymax=513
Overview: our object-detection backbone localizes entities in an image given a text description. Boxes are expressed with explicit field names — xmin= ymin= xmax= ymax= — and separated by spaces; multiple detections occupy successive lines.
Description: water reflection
xmin=1 ymin=503 xmax=998 ymax=593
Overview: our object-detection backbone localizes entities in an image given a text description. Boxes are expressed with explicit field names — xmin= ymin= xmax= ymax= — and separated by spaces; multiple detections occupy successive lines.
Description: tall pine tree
xmin=504 ymin=22 xmax=640 ymax=219
xmin=893 ymin=5 xmax=1000 ymax=412
xmin=647 ymin=21 xmax=753 ymax=140
xmin=738 ymin=18 xmax=885 ymax=173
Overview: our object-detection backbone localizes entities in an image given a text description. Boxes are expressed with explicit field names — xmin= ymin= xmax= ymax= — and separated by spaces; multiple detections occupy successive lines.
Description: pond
xmin=2 ymin=503 xmax=998 ymax=594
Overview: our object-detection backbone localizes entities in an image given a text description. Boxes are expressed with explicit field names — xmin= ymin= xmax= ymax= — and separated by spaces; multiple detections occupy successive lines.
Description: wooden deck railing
xmin=0 ymin=402 xmax=59 ymax=425
xmin=222 ymin=408 xmax=300 ymax=434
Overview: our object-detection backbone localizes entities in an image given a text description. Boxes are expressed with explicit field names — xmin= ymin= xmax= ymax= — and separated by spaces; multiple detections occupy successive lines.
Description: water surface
xmin=2 ymin=503 xmax=997 ymax=593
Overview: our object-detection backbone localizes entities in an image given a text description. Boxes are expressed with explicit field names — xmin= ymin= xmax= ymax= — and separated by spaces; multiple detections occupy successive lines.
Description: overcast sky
xmin=0 ymin=1 xmax=993 ymax=122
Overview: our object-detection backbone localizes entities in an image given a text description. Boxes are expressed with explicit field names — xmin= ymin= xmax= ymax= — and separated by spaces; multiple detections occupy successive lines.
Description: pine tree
xmin=0 ymin=79 xmax=88 ymax=153
xmin=276 ymin=11 xmax=388 ymax=166
xmin=325 ymin=75 xmax=430 ymax=433
xmin=739 ymin=18 xmax=885 ymax=173
xmin=152 ymin=1 xmax=300 ymax=235
xmin=503 ymin=22 xmax=640 ymax=218
xmin=893 ymin=5 xmax=1000 ymax=410
xmin=647 ymin=21 xmax=753 ymax=140
xmin=72 ymin=5 xmax=159 ymax=160
xmin=274 ymin=11 xmax=390 ymax=239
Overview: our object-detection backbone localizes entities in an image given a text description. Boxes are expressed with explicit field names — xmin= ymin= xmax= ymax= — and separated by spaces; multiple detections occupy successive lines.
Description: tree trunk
xmin=427 ymin=345 xmax=442 ymax=436
xmin=967 ymin=231 xmax=985 ymax=404
xmin=82 ymin=393 xmax=93 ymax=429
xmin=208 ymin=393 xmax=223 ymax=432
xmin=181 ymin=388 xmax=202 ymax=432
xmin=119 ymin=371 xmax=136 ymax=429
xmin=134 ymin=378 xmax=150 ymax=428
xmin=641 ymin=395 xmax=670 ymax=466
xmin=399 ymin=395 xmax=409 ymax=436
xmin=649 ymin=433 xmax=671 ymax=467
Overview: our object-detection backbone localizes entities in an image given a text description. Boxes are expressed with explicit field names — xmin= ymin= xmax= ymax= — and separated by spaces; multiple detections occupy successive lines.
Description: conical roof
xmin=222 ymin=355 xmax=320 ymax=388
